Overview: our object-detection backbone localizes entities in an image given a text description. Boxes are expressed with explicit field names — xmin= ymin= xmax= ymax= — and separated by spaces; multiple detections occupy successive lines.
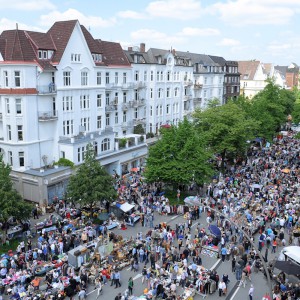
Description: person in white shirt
xmin=248 ymin=284 xmax=254 ymax=300
xmin=218 ymin=280 xmax=226 ymax=296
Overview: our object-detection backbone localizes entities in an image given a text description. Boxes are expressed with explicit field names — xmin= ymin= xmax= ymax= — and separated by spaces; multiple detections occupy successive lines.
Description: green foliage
xmin=146 ymin=132 xmax=155 ymax=139
xmin=119 ymin=138 xmax=127 ymax=148
xmin=66 ymin=143 xmax=117 ymax=209
xmin=144 ymin=118 xmax=213 ymax=187
xmin=291 ymin=89 xmax=300 ymax=124
xmin=0 ymin=157 xmax=33 ymax=231
xmin=139 ymin=135 xmax=144 ymax=142
xmin=249 ymin=79 xmax=296 ymax=140
xmin=0 ymin=238 xmax=20 ymax=254
xmin=54 ymin=158 xmax=75 ymax=168
xmin=206 ymin=97 xmax=221 ymax=109
xmin=193 ymin=100 xmax=259 ymax=170
xmin=133 ymin=124 xmax=145 ymax=134
xmin=294 ymin=132 xmax=300 ymax=139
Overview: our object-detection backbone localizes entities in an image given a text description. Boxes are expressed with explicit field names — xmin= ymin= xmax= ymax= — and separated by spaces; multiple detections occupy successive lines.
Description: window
xmin=166 ymin=104 xmax=170 ymax=114
xmin=62 ymin=96 xmax=73 ymax=111
xmin=14 ymin=71 xmax=21 ymax=87
xmin=8 ymin=151 xmax=13 ymax=166
xmin=123 ymin=92 xmax=127 ymax=103
xmin=156 ymin=106 xmax=159 ymax=115
xmin=97 ymin=72 xmax=102 ymax=85
xmin=71 ymin=53 xmax=81 ymax=62
xmin=105 ymin=72 xmax=110 ymax=84
xmin=19 ymin=152 xmax=24 ymax=167
xmin=61 ymin=151 xmax=65 ymax=159
xmin=17 ymin=125 xmax=23 ymax=141
xmin=97 ymin=94 xmax=102 ymax=108
xmin=115 ymin=112 xmax=118 ymax=124
xmin=5 ymin=98 xmax=10 ymax=114
xmin=7 ymin=125 xmax=11 ymax=140
xmin=134 ymin=90 xmax=138 ymax=101
xmin=204 ymin=77 xmax=207 ymax=84
xmin=174 ymin=87 xmax=179 ymax=97
xmin=81 ymin=117 xmax=90 ymax=131
xmin=166 ymin=88 xmax=170 ymax=98
xmin=160 ymin=71 xmax=163 ymax=81
xmin=149 ymin=123 xmax=152 ymax=133
xmin=93 ymin=141 xmax=98 ymax=156
xmin=80 ymin=95 xmax=89 ymax=109
xmin=134 ymin=71 xmax=139 ymax=81
xmin=134 ymin=108 xmax=138 ymax=119
xmin=77 ymin=146 xmax=86 ymax=162
xmin=158 ymin=88 xmax=162 ymax=98
xmin=81 ymin=71 xmax=88 ymax=86
xmin=150 ymin=88 xmax=153 ymax=99
xmin=167 ymin=71 xmax=171 ymax=81
xmin=150 ymin=71 xmax=154 ymax=81
xmin=160 ymin=105 xmax=163 ymax=116
xmin=101 ymin=138 xmax=110 ymax=152
xmin=114 ymin=92 xmax=118 ymax=104
xmin=123 ymin=111 xmax=127 ymax=122
xmin=123 ymin=72 xmax=127 ymax=84
xmin=97 ymin=116 xmax=102 ymax=129
xmin=106 ymin=113 xmax=110 ymax=126
xmin=63 ymin=120 xmax=73 ymax=135
xmin=150 ymin=106 xmax=152 ymax=117
xmin=4 ymin=71 xmax=8 ymax=87
xmin=219 ymin=76 xmax=222 ymax=84
xmin=115 ymin=72 xmax=118 ymax=84
xmin=92 ymin=53 xmax=102 ymax=62
xmin=63 ymin=71 xmax=71 ymax=86
xmin=144 ymin=71 xmax=147 ymax=81
xmin=15 ymin=99 xmax=22 ymax=114
xmin=105 ymin=93 xmax=110 ymax=105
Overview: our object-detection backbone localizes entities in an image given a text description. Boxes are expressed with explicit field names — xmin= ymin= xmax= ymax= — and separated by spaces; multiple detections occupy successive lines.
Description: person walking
xmin=114 ymin=270 xmax=121 ymax=288
xmin=128 ymin=277 xmax=134 ymax=295
xmin=248 ymin=284 xmax=254 ymax=300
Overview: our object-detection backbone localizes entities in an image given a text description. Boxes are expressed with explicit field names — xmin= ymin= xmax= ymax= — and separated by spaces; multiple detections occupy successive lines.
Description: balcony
xmin=131 ymin=99 xmax=146 ymax=107
xmin=122 ymin=103 xmax=129 ymax=110
xmin=103 ymin=126 xmax=113 ymax=133
xmin=38 ymin=110 xmax=58 ymax=121
xmin=184 ymin=80 xmax=193 ymax=86
xmin=193 ymin=97 xmax=202 ymax=102
xmin=194 ymin=83 xmax=203 ymax=89
xmin=122 ymin=83 xmax=134 ymax=90
xmin=105 ymin=104 xmax=118 ymax=112
xmin=184 ymin=95 xmax=192 ymax=100
xmin=37 ymin=84 xmax=57 ymax=95
xmin=121 ymin=122 xmax=129 ymax=129
xmin=133 ymin=118 xmax=146 ymax=126
xmin=132 ymin=81 xmax=146 ymax=89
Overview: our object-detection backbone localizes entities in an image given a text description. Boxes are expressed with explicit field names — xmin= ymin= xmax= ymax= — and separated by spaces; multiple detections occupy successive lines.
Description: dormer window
xmin=158 ymin=56 xmax=162 ymax=64
xmin=38 ymin=50 xmax=53 ymax=60
xmin=92 ymin=53 xmax=102 ymax=62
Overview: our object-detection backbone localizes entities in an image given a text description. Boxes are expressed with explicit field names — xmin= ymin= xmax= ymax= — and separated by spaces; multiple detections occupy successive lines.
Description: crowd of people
xmin=1 ymin=131 xmax=300 ymax=300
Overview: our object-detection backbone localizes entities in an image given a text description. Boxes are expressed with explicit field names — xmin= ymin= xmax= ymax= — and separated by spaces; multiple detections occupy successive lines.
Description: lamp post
xmin=202 ymin=204 xmax=273 ymax=296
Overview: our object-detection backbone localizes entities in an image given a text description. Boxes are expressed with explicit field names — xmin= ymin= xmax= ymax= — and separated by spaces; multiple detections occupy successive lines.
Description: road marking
xmin=86 ymin=288 xmax=97 ymax=296
xmin=210 ymin=259 xmax=221 ymax=271
xmin=229 ymin=285 xmax=240 ymax=300
xmin=171 ymin=215 xmax=178 ymax=220
xmin=126 ymin=266 xmax=131 ymax=271
xmin=191 ymin=223 xmax=198 ymax=228
xmin=133 ymin=273 xmax=142 ymax=280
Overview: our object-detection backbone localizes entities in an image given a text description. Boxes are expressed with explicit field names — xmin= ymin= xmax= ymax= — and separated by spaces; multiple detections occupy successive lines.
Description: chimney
xmin=140 ymin=43 xmax=145 ymax=53
xmin=128 ymin=46 xmax=133 ymax=51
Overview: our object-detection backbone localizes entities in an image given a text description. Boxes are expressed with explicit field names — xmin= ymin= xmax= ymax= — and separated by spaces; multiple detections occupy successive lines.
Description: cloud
xmin=179 ymin=27 xmax=220 ymax=36
xmin=0 ymin=0 xmax=55 ymax=11
xmin=217 ymin=38 xmax=240 ymax=46
xmin=130 ymin=29 xmax=185 ymax=47
xmin=210 ymin=0 xmax=297 ymax=25
xmin=145 ymin=0 xmax=203 ymax=20
xmin=39 ymin=8 xmax=116 ymax=28
xmin=117 ymin=10 xmax=147 ymax=20
xmin=0 ymin=18 xmax=44 ymax=32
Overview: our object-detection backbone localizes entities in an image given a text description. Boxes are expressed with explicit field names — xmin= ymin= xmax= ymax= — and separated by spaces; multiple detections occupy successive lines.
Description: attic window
xmin=243 ymin=74 xmax=249 ymax=79
xmin=38 ymin=50 xmax=51 ymax=60
xmin=71 ymin=53 xmax=81 ymax=63
xmin=92 ymin=53 xmax=102 ymax=62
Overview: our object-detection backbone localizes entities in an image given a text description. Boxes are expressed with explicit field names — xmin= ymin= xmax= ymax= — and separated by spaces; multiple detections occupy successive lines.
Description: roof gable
xmin=238 ymin=61 xmax=260 ymax=80
xmin=99 ymin=40 xmax=130 ymax=66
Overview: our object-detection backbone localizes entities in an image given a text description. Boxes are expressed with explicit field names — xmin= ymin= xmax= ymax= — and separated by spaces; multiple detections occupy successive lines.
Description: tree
xmin=249 ymin=79 xmax=296 ymax=140
xmin=193 ymin=100 xmax=259 ymax=171
xmin=0 ymin=156 xmax=32 ymax=235
xmin=66 ymin=144 xmax=116 ymax=210
xmin=144 ymin=118 xmax=213 ymax=188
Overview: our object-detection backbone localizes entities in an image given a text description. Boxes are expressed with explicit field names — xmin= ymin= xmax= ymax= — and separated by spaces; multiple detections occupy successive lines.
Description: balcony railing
xmin=122 ymin=103 xmax=129 ymax=110
xmin=37 ymin=84 xmax=57 ymax=94
xmin=38 ymin=110 xmax=58 ymax=121
xmin=105 ymin=104 xmax=118 ymax=112
xmin=194 ymin=83 xmax=203 ymax=89
xmin=133 ymin=118 xmax=146 ymax=126
xmin=184 ymin=80 xmax=193 ymax=86
xmin=193 ymin=97 xmax=202 ymax=102
xmin=131 ymin=99 xmax=146 ymax=107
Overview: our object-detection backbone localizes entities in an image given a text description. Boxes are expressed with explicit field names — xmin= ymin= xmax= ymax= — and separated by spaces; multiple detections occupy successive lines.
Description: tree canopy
xmin=0 ymin=156 xmax=32 ymax=231
xmin=66 ymin=143 xmax=117 ymax=209
xmin=144 ymin=117 xmax=213 ymax=187
xmin=193 ymin=100 xmax=259 ymax=170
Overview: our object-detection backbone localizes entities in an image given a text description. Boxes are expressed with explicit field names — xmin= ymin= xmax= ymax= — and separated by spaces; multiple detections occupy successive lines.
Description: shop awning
xmin=120 ymin=202 xmax=135 ymax=212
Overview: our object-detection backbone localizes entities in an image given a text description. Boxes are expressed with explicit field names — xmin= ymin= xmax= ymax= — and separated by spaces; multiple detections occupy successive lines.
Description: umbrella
xmin=131 ymin=168 xmax=138 ymax=172
xmin=281 ymin=168 xmax=290 ymax=174
xmin=184 ymin=196 xmax=201 ymax=206
xmin=208 ymin=225 xmax=221 ymax=238
xmin=274 ymin=260 xmax=300 ymax=276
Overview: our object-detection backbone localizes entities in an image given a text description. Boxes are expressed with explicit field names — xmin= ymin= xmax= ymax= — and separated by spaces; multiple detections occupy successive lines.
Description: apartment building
xmin=0 ymin=20 xmax=147 ymax=204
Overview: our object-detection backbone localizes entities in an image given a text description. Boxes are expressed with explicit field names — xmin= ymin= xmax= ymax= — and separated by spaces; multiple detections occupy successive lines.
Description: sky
xmin=0 ymin=0 xmax=300 ymax=66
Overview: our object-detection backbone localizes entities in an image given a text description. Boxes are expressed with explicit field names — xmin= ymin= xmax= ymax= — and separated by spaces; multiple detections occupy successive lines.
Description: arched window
xmin=101 ymin=138 xmax=110 ymax=152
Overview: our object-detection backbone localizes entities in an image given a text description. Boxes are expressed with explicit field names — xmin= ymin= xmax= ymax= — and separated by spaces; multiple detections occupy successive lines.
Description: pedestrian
xmin=115 ymin=270 xmax=121 ymax=288
xmin=248 ymin=284 xmax=254 ymax=300
xmin=264 ymin=247 xmax=268 ymax=262
xmin=232 ymin=256 xmax=236 ymax=273
xmin=218 ymin=280 xmax=226 ymax=296
xmin=110 ymin=270 xmax=115 ymax=286
xmin=95 ymin=278 xmax=102 ymax=299
xmin=128 ymin=277 xmax=133 ymax=295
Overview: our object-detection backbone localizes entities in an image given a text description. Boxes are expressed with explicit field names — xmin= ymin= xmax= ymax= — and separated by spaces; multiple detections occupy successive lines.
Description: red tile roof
xmin=98 ymin=40 xmax=131 ymax=66
xmin=238 ymin=61 xmax=260 ymax=80
xmin=26 ymin=31 xmax=56 ymax=50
